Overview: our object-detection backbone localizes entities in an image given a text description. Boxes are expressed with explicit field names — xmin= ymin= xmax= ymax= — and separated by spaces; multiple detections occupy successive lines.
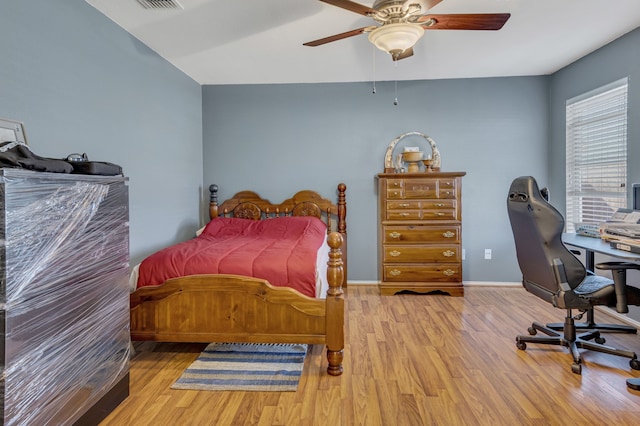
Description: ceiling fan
xmin=303 ymin=0 xmax=511 ymax=61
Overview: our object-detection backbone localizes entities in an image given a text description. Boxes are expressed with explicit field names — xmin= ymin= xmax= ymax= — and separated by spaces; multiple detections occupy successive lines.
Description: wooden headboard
xmin=209 ymin=183 xmax=346 ymax=232
xmin=208 ymin=183 xmax=348 ymax=285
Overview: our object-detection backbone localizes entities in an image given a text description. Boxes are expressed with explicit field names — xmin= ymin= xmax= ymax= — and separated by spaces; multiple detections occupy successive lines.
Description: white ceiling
xmin=86 ymin=0 xmax=640 ymax=85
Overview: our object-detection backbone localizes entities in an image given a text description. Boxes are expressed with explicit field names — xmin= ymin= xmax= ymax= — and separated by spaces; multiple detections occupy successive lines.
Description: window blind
xmin=566 ymin=77 xmax=628 ymax=231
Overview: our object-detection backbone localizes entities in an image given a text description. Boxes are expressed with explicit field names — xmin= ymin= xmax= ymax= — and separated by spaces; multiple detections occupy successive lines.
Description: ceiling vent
xmin=136 ymin=0 xmax=183 ymax=9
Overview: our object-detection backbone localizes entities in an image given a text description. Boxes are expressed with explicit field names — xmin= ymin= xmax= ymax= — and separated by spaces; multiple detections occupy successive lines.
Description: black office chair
xmin=507 ymin=176 xmax=640 ymax=374
xmin=537 ymin=187 xmax=637 ymax=335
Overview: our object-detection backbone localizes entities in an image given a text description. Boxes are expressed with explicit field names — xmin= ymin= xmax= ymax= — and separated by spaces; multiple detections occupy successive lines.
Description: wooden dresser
xmin=376 ymin=172 xmax=466 ymax=296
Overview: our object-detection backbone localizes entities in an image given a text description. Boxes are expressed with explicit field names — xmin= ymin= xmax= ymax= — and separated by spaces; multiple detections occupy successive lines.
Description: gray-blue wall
xmin=0 ymin=0 xmax=204 ymax=266
xmin=202 ymin=77 xmax=548 ymax=283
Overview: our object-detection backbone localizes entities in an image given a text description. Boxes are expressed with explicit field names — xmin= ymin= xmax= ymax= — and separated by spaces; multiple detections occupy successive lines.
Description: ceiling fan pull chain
xmin=372 ymin=45 xmax=377 ymax=94
xmin=393 ymin=61 xmax=398 ymax=106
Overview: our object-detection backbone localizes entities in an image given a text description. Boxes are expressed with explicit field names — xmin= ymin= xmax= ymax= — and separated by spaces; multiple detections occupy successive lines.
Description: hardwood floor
xmin=101 ymin=286 xmax=640 ymax=425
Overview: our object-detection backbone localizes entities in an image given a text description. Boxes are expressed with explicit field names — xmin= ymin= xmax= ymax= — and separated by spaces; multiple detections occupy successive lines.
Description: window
xmin=566 ymin=77 xmax=629 ymax=231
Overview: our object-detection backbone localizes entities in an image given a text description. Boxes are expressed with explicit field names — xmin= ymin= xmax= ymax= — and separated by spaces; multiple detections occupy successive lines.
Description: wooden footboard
xmin=130 ymin=232 xmax=345 ymax=375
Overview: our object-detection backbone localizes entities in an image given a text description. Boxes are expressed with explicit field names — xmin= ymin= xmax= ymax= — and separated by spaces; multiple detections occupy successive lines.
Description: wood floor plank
xmin=100 ymin=286 xmax=640 ymax=425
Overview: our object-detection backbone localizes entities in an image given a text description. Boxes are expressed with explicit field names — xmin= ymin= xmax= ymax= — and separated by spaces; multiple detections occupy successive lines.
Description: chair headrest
xmin=508 ymin=176 xmax=544 ymax=204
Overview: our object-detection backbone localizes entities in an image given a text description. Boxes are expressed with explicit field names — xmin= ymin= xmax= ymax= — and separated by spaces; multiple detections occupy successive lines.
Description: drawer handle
xmin=443 ymin=269 xmax=455 ymax=276
xmin=389 ymin=231 xmax=401 ymax=239
xmin=435 ymin=203 xmax=445 ymax=207
xmin=400 ymin=203 xmax=410 ymax=207
xmin=436 ymin=212 xmax=446 ymax=216
xmin=400 ymin=213 xmax=410 ymax=217
xmin=442 ymin=250 xmax=455 ymax=257
xmin=389 ymin=269 xmax=402 ymax=276
xmin=443 ymin=191 xmax=452 ymax=195
xmin=390 ymin=250 xmax=401 ymax=257
xmin=393 ymin=182 xmax=400 ymax=187
xmin=442 ymin=231 xmax=455 ymax=238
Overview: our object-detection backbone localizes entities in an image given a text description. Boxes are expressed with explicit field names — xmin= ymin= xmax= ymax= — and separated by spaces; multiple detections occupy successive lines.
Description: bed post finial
xmin=209 ymin=184 xmax=219 ymax=218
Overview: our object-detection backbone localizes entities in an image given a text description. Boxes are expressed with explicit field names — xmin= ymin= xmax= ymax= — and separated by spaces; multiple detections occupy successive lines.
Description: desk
xmin=562 ymin=232 xmax=640 ymax=270
xmin=562 ymin=232 xmax=640 ymax=391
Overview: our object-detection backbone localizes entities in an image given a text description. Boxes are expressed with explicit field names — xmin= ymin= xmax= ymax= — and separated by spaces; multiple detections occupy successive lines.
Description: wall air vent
xmin=137 ymin=0 xmax=183 ymax=9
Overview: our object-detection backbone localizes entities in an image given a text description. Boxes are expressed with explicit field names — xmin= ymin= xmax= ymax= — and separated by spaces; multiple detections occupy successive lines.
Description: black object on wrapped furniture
xmin=0 ymin=141 xmax=73 ymax=173
xmin=67 ymin=160 xmax=123 ymax=176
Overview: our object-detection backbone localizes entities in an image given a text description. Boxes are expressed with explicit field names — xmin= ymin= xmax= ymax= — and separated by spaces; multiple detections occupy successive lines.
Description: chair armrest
xmin=552 ymin=258 xmax=572 ymax=292
xmin=551 ymin=258 xmax=591 ymax=309
xmin=595 ymin=261 xmax=640 ymax=313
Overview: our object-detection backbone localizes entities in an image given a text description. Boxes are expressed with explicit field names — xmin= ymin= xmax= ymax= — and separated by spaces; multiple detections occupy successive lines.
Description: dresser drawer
xmin=438 ymin=178 xmax=456 ymax=191
xmin=386 ymin=179 xmax=404 ymax=189
xmin=422 ymin=199 xmax=456 ymax=209
xmin=383 ymin=226 xmax=460 ymax=243
xmin=402 ymin=179 xmax=438 ymax=199
xmin=386 ymin=178 xmax=439 ymax=199
xmin=387 ymin=200 xmax=420 ymax=210
xmin=438 ymin=187 xmax=456 ymax=199
xmin=383 ymin=245 xmax=460 ymax=262
xmin=422 ymin=209 xmax=456 ymax=220
xmin=387 ymin=200 xmax=456 ymax=210
xmin=383 ymin=264 xmax=461 ymax=282
xmin=386 ymin=209 xmax=456 ymax=221
xmin=386 ymin=210 xmax=421 ymax=220
xmin=386 ymin=188 xmax=404 ymax=198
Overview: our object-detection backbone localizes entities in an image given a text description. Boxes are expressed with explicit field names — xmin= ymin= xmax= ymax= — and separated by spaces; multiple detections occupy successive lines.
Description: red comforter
xmin=136 ymin=216 xmax=327 ymax=298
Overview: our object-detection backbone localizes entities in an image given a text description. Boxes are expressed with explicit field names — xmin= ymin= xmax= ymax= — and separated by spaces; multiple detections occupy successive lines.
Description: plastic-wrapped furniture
xmin=0 ymin=169 xmax=130 ymax=425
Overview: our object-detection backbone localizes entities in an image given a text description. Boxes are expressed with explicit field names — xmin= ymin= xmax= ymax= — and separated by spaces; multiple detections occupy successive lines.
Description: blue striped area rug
xmin=171 ymin=343 xmax=308 ymax=392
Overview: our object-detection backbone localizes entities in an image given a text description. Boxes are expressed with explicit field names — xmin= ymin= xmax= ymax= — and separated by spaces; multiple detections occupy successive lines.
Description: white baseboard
xmin=346 ymin=280 xmax=522 ymax=287
xmin=346 ymin=280 xmax=377 ymax=286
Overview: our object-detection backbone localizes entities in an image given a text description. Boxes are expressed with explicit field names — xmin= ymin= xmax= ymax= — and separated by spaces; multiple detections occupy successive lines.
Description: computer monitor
xmin=633 ymin=183 xmax=640 ymax=210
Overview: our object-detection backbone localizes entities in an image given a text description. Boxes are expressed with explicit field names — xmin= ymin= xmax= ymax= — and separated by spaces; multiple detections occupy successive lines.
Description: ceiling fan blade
xmin=420 ymin=0 xmax=443 ymax=10
xmin=303 ymin=27 xmax=369 ymax=47
xmin=419 ymin=13 xmax=511 ymax=30
xmin=319 ymin=0 xmax=376 ymax=16
xmin=393 ymin=47 xmax=414 ymax=61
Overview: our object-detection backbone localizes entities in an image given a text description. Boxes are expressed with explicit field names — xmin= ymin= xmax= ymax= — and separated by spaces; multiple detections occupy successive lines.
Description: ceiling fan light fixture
xmin=368 ymin=23 xmax=425 ymax=57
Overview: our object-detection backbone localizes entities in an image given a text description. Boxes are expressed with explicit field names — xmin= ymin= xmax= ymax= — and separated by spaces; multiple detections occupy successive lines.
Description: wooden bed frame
xmin=130 ymin=183 xmax=347 ymax=375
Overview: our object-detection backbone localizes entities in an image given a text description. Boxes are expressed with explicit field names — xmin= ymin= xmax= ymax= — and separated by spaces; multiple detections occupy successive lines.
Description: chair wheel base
xmin=546 ymin=321 xmax=637 ymax=334
xmin=627 ymin=378 xmax=640 ymax=391
xmin=516 ymin=319 xmax=638 ymax=376
xmin=572 ymin=363 xmax=582 ymax=375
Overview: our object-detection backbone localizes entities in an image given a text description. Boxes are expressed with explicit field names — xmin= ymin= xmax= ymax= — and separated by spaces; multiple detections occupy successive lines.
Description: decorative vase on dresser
xmin=376 ymin=171 xmax=466 ymax=296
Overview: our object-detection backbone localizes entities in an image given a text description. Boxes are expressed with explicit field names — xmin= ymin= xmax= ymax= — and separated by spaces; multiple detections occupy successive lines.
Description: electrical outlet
xmin=462 ymin=249 xmax=466 ymax=260
xmin=484 ymin=249 xmax=492 ymax=260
